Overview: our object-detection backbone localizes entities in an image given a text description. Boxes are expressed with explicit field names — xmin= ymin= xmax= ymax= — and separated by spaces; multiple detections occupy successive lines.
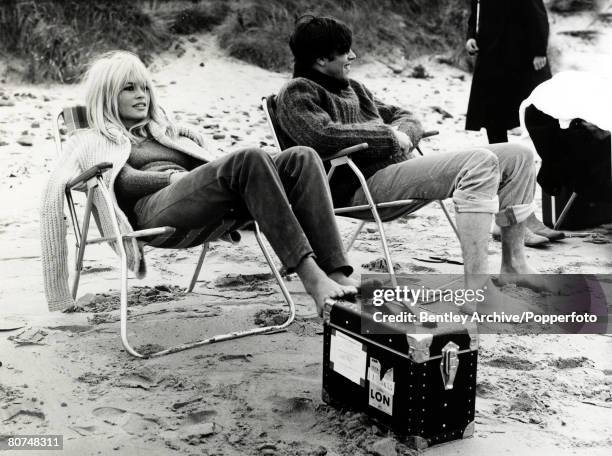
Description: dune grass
xmin=170 ymin=1 xmax=231 ymax=34
xmin=217 ymin=0 xmax=469 ymax=72
xmin=0 ymin=0 xmax=469 ymax=83
xmin=0 ymin=0 xmax=170 ymax=83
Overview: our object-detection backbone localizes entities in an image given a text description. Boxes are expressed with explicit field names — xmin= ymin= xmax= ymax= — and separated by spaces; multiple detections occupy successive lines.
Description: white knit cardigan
xmin=40 ymin=121 xmax=218 ymax=311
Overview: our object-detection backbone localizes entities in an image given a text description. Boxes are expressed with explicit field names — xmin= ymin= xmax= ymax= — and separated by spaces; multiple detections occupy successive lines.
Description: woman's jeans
xmin=133 ymin=146 xmax=352 ymax=274
xmin=350 ymin=142 xmax=536 ymax=227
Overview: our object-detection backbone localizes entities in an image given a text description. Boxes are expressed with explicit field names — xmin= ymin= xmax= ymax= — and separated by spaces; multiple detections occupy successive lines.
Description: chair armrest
xmin=67 ymin=162 xmax=113 ymax=189
xmin=422 ymin=130 xmax=439 ymax=139
xmin=324 ymin=143 xmax=369 ymax=162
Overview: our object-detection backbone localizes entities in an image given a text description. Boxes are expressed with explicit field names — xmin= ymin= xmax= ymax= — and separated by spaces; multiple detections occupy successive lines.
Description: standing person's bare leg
xmin=456 ymin=212 xmax=491 ymax=289
xmin=456 ymin=213 xmax=535 ymax=313
xmin=500 ymin=223 xmax=535 ymax=274
xmin=498 ymin=222 xmax=550 ymax=292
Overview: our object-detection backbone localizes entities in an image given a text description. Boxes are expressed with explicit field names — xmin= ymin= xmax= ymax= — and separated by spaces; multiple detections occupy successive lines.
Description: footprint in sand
xmin=476 ymin=379 xmax=499 ymax=398
xmin=548 ymin=356 xmax=593 ymax=369
xmin=268 ymin=396 xmax=317 ymax=427
xmin=179 ymin=422 xmax=220 ymax=443
xmin=1 ymin=406 xmax=45 ymax=424
xmin=484 ymin=355 xmax=537 ymax=371
xmin=92 ymin=407 xmax=161 ymax=435
xmin=69 ymin=425 xmax=100 ymax=437
xmin=113 ymin=367 xmax=159 ymax=390
xmin=185 ymin=409 xmax=218 ymax=424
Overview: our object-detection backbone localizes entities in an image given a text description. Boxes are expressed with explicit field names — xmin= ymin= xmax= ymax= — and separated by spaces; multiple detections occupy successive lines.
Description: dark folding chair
xmin=52 ymin=106 xmax=295 ymax=358
xmin=261 ymin=95 xmax=460 ymax=285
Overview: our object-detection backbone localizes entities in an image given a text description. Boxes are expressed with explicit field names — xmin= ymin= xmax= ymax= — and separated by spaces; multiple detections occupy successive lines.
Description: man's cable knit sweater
xmin=276 ymin=71 xmax=424 ymax=205
xmin=40 ymin=121 xmax=215 ymax=311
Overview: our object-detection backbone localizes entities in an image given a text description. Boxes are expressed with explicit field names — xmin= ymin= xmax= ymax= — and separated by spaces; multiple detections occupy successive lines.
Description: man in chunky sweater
xmin=277 ymin=15 xmax=545 ymax=296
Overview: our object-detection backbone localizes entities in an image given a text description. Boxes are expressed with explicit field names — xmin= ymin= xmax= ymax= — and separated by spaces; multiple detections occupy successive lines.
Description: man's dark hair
xmin=289 ymin=15 xmax=352 ymax=76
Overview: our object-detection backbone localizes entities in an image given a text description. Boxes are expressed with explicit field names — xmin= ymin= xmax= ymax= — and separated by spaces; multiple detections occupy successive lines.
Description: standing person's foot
xmin=509 ymin=126 xmax=523 ymax=136
xmin=524 ymin=213 xmax=565 ymax=241
xmin=498 ymin=261 xmax=553 ymax=292
xmin=524 ymin=228 xmax=550 ymax=247
xmin=492 ymin=225 xmax=549 ymax=247
xmin=460 ymin=277 xmax=534 ymax=314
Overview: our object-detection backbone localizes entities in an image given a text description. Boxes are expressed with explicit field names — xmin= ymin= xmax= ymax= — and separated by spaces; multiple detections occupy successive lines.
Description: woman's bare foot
xmin=296 ymin=257 xmax=358 ymax=316
xmin=328 ymin=270 xmax=360 ymax=289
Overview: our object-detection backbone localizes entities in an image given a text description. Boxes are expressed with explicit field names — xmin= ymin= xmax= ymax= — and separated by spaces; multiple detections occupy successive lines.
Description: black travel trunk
xmin=322 ymin=301 xmax=478 ymax=449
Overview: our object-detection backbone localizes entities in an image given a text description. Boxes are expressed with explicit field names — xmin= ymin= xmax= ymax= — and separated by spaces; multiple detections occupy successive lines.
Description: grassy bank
xmin=0 ymin=0 xmax=489 ymax=83
xmin=0 ymin=0 xmax=171 ymax=83
xmin=217 ymin=0 xmax=469 ymax=72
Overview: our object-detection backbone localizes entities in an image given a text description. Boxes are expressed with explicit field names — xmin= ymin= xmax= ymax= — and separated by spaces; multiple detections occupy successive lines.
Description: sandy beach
xmin=1 ymin=8 xmax=611 ymax=456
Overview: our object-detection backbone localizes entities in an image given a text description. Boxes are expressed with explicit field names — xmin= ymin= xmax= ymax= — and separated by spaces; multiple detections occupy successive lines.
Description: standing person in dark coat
xmin=465 ymin=0 xmax=563 ymax=245
xmin=465 ymin=0 xmax=552 ymax=144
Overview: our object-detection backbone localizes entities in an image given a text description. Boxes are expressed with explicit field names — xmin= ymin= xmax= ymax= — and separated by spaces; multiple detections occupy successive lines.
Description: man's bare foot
xmin=499 ymin=222 xmax=550 ymax=292
xmin=296 ymin=257 xmax=358 ymax=316
xmin=461 ymin=278 xmax=534 ymax=314
xmin=328 ymin=271 xmax=360 ymax=289
xmin=497 ymin=262 xmax=552 ymax=292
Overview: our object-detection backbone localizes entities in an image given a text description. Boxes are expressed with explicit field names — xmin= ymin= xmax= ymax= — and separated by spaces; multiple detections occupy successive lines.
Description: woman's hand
xmin=466 ymin=38 xmax=479 ymax=55
xmin=533 ymin=56 xmax=547 ymax=71
xmin=169 ymin=171 xmax=189 ymax=184
xmin=392 ymin=128 xmax=413 ymax=152
xmin=191 ymin=131 xmax=206 ymax=147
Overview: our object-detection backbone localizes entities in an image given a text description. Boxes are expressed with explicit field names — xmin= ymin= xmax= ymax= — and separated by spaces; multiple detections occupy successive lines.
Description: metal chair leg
xmin=345 ymin=221 xmax=366 ymax=252
xmin=138 ymin=222 xmax=295 ymax=358
xmin=346 ymin=159 xmax=397 ymax=287
xmin=417 ymin=144 xmax=460 ymax=241
xmin=187 ymin=242 xmax=209 ymax=292
xmin=71 ymin=184 xmax=95 ymax=299
xmin=96 ymin=192 xmax=296 ymax=358
xmin=437 ymin=200 xmax=460 ymax=241
xmin=253 ymin=222 xmax=296 ymax=321
xmin=554 ymin=192 xmax=578 ymax=230
xmin=95 ymin=181 xmax=140 ymax=357
xmin=66 ymin=190 xmax=82 ymax=248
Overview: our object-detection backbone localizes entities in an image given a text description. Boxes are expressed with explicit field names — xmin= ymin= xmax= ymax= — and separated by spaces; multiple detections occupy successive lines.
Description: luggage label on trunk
xmin=329 ymin=329 xmax=367 ymax=386
xmin=368 ymin=358 xmax=394 ymax=416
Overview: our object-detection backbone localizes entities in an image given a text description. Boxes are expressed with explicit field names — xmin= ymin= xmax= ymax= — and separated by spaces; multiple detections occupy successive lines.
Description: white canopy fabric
xmin=520 ymin=71 xmax=612 ymax=133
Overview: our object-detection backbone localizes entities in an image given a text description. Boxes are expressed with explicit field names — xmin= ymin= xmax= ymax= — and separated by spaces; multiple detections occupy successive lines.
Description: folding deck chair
xmin=53 ymin=106 xmax=295 ymax=358
xmin=262 ymin=95 xmax=460 ymax=285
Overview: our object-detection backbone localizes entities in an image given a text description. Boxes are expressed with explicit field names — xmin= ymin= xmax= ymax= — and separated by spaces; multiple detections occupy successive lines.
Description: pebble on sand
xmin=368 ymin=436 xmax=398 ymax=456
xmin=180 ymin=422 xmax=218 ymax=442
xmin=17 ymin=135 xmax=34 ymax=146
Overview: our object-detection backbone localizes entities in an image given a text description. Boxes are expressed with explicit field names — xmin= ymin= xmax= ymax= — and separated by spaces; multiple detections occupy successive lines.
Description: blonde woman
xmin=41 ymin=51 xmax=357 ymax=314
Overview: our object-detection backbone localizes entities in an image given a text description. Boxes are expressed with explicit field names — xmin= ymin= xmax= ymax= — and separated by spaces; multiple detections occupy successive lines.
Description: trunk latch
xmin=440 ymin=341 xmax=459 ymax=390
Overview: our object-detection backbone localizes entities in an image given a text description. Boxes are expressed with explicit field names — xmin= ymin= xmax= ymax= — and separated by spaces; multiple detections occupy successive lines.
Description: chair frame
xmin=550 ymin=192 xmax=578 ymax=229
xmin=261 ymin=96 xmax=460 ymax=285
xmin=53 ymin=108 xmax=295 ymax=358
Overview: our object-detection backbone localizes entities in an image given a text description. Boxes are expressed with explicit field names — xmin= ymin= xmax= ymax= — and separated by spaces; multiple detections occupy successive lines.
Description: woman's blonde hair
xmin=83 ymin=50 xmax=176 ymax=143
